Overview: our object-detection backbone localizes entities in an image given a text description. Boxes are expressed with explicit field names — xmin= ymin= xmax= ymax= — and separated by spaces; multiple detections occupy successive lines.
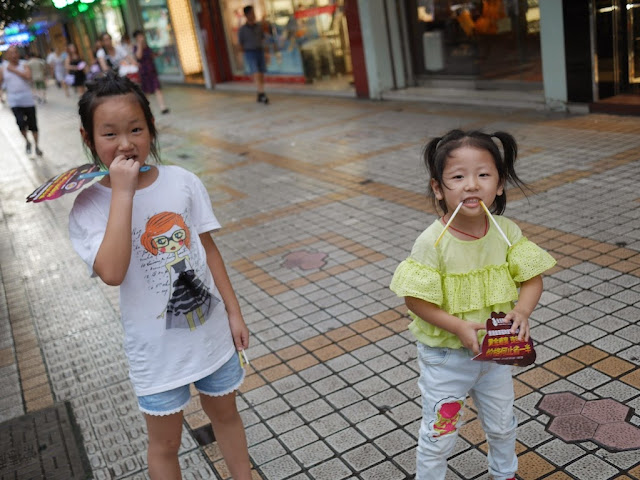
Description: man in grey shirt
xmin=238 ymin=5 xmax=269 ymax=104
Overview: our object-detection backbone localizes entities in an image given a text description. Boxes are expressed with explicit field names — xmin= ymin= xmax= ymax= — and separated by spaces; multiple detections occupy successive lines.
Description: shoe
xmin=35 ymin=147 xmax=43 ymax=157
xmin=161 ymin=108 xmax=170 ymax=114
xmin=257 ymin=93 xmax=269 ymax=104
xmin=26 ymin=142 xmax=32 ymax=154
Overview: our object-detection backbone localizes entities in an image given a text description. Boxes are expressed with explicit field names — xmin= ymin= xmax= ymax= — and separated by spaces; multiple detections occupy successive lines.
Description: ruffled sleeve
xmin=508 ymin=237 xmax=556 ymax=282
xmin=390 ymin=258 xmax=443 ymax=307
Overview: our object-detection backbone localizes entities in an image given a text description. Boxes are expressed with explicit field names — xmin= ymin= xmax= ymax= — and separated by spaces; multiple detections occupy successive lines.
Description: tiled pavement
xmin=1 ymin=84 xmax=640 ymax=480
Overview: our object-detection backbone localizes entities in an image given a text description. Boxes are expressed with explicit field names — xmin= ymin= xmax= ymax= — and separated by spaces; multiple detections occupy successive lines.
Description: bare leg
xmin=155 ymin=89 xmax=168 ymax=111
xmin=255 ymin=72 xmax=265 ymax=95
xmin=144 ymin=412 xmax=184 ymax=480
xmin=32 ymin=131 xmax=42 ymax=156
xmin=200 ymin=392 xmax=251 ymax=480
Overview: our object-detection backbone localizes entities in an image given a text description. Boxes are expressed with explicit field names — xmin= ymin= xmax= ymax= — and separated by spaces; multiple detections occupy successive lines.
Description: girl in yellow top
xmin=390 ymin=129 xmax=555 ymax=480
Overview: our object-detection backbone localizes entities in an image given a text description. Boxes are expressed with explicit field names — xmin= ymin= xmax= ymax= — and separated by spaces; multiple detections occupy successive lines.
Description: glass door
xmin=593 ymin=0 xmax=622 ymax=98
xmin=593 ymin=0 xmax=640 ymax=98
xmin=628 ymin=0 xmax=640 ymax=83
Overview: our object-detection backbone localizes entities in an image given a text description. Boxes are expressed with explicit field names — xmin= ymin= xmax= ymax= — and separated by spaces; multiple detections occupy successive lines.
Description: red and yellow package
xmin=472 ymin=312 xmax=536 ymax=366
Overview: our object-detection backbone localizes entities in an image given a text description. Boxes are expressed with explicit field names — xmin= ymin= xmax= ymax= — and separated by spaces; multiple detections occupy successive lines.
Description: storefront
xmin=137 ymin=0 xmax=184 ymax=78
xmin=592 ymin=0 xmax=640 ymax=99
xmin=560 ymin=0 xmax=639 ymax=113
xmin=51 ymin=0 xmax=205 ymax=84
xmin=218 ymin=0 xmax=353 ymax=85
xmin=407 ymin=0 xmax=542 ymax=86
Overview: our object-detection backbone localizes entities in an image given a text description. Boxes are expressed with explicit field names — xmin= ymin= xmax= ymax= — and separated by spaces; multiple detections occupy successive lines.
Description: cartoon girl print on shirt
xmin=140 ymin=212 xmax=219 ymax=330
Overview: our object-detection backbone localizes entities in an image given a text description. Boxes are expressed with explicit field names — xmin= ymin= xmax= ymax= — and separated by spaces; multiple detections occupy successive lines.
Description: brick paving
xmin=1 ymin=84 xmax=640 ymax=479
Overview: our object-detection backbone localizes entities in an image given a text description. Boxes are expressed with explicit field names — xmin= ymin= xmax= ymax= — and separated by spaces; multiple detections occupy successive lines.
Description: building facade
xmin=5 ymin=0 xmax=634 ymax=113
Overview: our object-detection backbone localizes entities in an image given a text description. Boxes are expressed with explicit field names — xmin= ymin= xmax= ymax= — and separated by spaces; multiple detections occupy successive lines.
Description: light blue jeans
xmin=416 ymin=343 xmax=517 ymax=480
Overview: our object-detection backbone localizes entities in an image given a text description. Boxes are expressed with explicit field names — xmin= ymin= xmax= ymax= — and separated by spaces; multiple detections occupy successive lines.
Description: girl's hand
xmin=108 ymin=155 xmax=140 ymax=194
xmin=454 ymin=321 xmax=486 ymax=355
xmin=504 ymin=309 xmax=530 ymax=342
xmin=228 ymin=311 xmax=249 ymax=350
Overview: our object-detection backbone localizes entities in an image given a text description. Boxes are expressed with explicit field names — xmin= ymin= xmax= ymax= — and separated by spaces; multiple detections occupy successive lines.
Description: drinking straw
xmin=77 ymin=165 xmax=151 ymax=180
xmin=434 ymin=201 xmax=463 ymax=247
xmin=239 ymin=349 xmax=250 ymax=368
xmin=479 ymin=200 xmax=512 ymax=247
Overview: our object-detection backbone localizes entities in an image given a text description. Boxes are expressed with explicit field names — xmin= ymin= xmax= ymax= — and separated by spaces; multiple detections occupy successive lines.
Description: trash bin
xmin=423 ymin=30 xmax=444 ymax=71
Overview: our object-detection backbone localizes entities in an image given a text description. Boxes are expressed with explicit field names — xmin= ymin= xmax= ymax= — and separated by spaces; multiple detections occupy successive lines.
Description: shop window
xmin=139 ymin=0 xmax=182 ymax=76
xmin=222 ymin=0 xmax=351 ymax=82
xmin=415 ymin=0 xmax=542 ymax=83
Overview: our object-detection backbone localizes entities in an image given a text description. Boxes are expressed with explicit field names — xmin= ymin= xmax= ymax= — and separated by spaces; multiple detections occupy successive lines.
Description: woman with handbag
xmin=64 ymin=43 xmax=87 ymax=94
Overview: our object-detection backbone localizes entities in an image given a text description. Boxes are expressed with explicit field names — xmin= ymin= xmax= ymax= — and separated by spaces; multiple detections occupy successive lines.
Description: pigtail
xmin=423 ymin=135 xmax=447 ymax=213
xmin=423 ymin=136 xmax=442 ymax=177
xmin=491 ymin=131 xmax=528 ymax=214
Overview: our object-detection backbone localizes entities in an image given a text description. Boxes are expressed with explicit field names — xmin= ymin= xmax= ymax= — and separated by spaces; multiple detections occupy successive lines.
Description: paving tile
xmin=360 ymin=461 xmax=406 ymax=480
xmin=356 ymin=414 xmax=397 ymax=440
xmin=565 ymin=454 xmax=620 ymax=480
xmin=543 ymin=356 xmax=584 ymax=377
xmin=292 ymin=440 xmax=334 ymax=468
xmin=307 ymin=458 xmax=352 ymax=480
xmin=5 ymin=86 xmax=640 ymax=480
xmin=248 ymin=438 xmax=287 ymax=465
xmin=516 ymin=451 xmax=556 ymax=479
xmin=258 ymin=455 xmax=302 ymax=480
xmin=280 ymin=425 xmax=319 ymax=451
xmin=449 ymin=448 xmax=491 ymax=479
xmin=536 ymin=438 xmax=586 ymax=466
xmin=568 ymin=345 xmax=609 ymax=365
xmin=342 ymin=443 xmax=385 ymax=471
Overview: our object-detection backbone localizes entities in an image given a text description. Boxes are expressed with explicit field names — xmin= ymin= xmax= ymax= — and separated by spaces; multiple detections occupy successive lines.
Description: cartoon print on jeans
xmin=430 ymin=398 xmax=464 ymax=440
xmin=140 ymin=212 xmax=219 ymax=330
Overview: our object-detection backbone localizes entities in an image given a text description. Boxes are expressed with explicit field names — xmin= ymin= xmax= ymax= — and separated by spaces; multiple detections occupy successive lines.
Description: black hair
xmin=78 ymin=71 xmax=160 ymax=167
xmin=423 ymin=129 xmax=526 ymax=215
xmin=243 ymin=5 xmax=254 ymax=16
xmin=132 ymin=29 xmax=144 ymax=38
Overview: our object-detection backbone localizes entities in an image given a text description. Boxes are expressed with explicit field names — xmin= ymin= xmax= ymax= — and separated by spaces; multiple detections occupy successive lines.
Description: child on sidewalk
xmin=390 ymin=129 xmax=556 ymax=480
xmin=68 ymin=72 xmax=252 ymax=480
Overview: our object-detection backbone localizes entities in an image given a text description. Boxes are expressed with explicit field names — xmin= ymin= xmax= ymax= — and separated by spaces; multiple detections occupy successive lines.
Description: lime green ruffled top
xmin=390 ymin=215 xmax=556 ymax=349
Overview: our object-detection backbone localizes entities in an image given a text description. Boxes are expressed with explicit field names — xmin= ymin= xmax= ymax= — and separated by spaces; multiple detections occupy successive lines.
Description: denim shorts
xmin=138 ymin=353 xmax=245 ymax=416
xmin=244 ymin=49 xmax=266 ymax=74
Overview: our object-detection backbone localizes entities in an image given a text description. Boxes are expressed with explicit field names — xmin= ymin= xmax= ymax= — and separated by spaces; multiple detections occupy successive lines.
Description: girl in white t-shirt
xmin=68 ymin=72 xmax=252 ymax=480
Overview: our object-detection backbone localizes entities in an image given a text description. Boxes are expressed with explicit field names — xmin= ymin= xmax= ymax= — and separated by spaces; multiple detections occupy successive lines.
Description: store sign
xmin=53 ymin=0 xmax=96 ymax=9
xmin=4 ymin=32 xmax=32 ymax=43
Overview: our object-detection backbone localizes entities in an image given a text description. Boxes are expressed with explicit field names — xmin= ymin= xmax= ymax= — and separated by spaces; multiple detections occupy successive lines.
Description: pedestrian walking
xmin=238 ymin=5 xmax=269 ymax=104
xmin=389 ymin=129 xmax=556 ymax=480
xmin=96 ymin=32 xmax=130 ymax=73
xmin=0 ymin=45 xmax=43 ymax=156
xmin=64 ymin=43 xmax=87 ymax=95
xmin=86 ymin=40 xmax=104 ymax=82
xmin=68 ymin=72 xmax=252 ymax=480
xmin=27 ymin=50 xmax=47 ymax=103
xmin=46 ymin=46 xmax=68 ymax=96
xmin=133 ymin=29 xmax=170 ymax=114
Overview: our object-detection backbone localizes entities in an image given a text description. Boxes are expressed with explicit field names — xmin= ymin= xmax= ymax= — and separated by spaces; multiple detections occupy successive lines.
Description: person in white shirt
xmin=0 ymin=46 xmax=42 ymax=155
xmin=96 ymin=32 xmax=132 ymax=72
xmin=27 ymin=50 xmax=47 ymax=102
xmin=68 ymin=72 xmax=252 ymax=479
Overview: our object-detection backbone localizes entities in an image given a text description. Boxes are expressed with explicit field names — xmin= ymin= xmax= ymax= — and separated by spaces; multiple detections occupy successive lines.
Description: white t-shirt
xmin=96 ymin=45 xmax=129 ymax=71
xmin=69 ymin=165 xmax=236 ymax=396
xmin=2 ymin=61 xmax=35 ymax=108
